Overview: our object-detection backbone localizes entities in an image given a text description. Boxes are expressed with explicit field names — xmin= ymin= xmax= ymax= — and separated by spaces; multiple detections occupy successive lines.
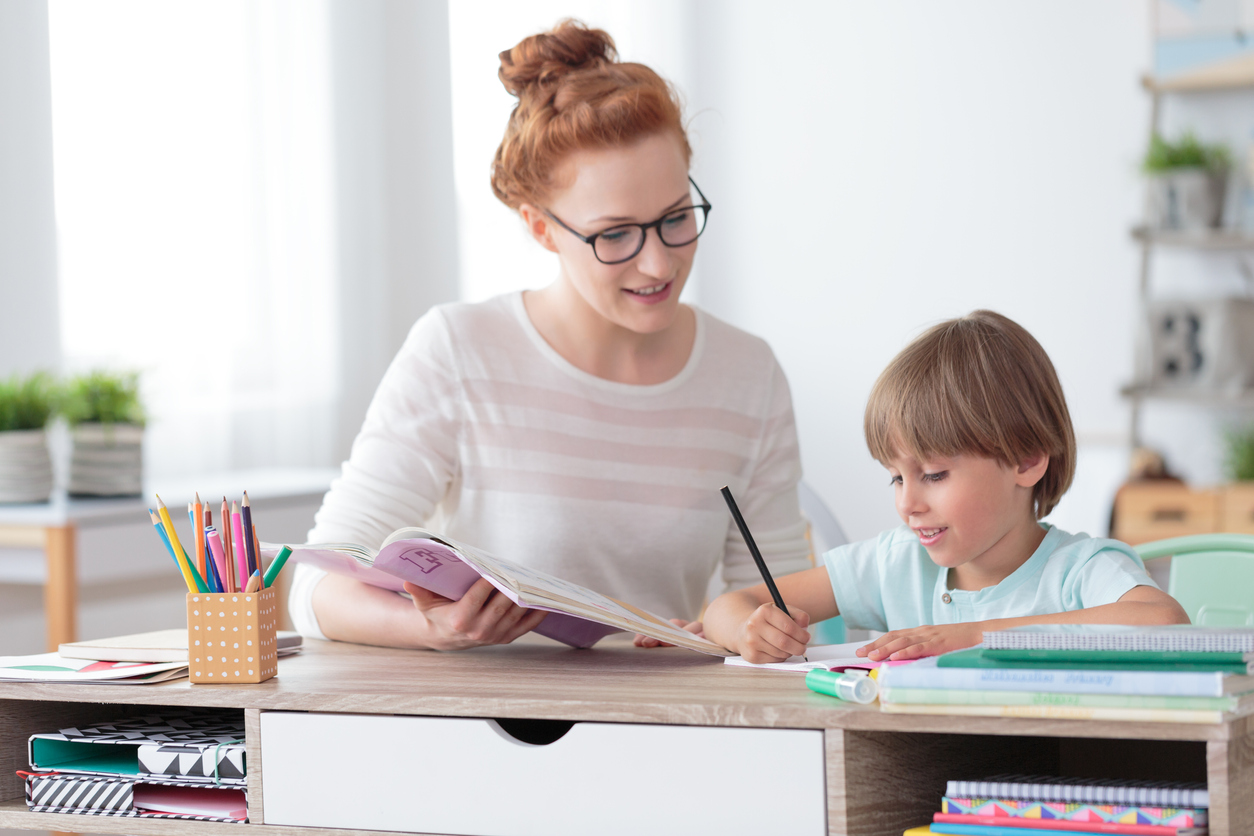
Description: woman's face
xmin=526 ymin=132 xmax=696 ymax=335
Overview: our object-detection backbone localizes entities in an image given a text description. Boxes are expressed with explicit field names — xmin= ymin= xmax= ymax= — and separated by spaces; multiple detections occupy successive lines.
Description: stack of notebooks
xmin=21 ymin=708 xmax=248 ymax=823
xmin=878 ymin=625 xmax=1254 ymax=723
xmin=904 ymin=775 xmax=1208 ymax=836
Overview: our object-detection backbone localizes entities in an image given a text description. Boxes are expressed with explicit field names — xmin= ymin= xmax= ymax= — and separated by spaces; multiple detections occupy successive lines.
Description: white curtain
xmin=48 ymin=0 xmax=339 ymax=478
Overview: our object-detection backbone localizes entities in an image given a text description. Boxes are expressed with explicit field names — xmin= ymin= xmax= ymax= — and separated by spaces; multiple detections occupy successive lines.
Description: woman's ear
xmin=1015 ymin=453 xmax=1050 ymax=488
xmin=518 ymin=203 xmax=560 ymax=253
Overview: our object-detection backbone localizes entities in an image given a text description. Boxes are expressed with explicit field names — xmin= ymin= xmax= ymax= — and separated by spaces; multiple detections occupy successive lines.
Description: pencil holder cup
xmin=186 ymin=589 xmax=278 ymax=684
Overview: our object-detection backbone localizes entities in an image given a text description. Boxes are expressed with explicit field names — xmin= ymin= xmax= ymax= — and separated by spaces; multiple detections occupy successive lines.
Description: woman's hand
xmin=856 ymin=622 xmax=984 ymax=662
xmin=403 ymin=579 xmax=548 ymax=651
xmin=734 ymin=603 xmax=811 ymax=664
xmin=633 ymin=618 xmax=704 ymax=648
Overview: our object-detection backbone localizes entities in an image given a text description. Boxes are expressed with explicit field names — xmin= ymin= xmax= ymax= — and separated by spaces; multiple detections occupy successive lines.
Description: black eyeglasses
xmin=544 ymin=177 xmax=712 ymax=265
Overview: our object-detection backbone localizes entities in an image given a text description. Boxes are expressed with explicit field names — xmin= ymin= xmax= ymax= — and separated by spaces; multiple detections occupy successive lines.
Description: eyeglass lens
xmin=593 ymin=205 xmax=709 ymax=264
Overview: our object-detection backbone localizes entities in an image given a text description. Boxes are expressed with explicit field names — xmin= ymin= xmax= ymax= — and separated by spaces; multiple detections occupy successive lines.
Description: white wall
xmin=0 ymin=0 xmax=60 ymax=378
xmin=688 ymin=1 xmax=1152 ymax=540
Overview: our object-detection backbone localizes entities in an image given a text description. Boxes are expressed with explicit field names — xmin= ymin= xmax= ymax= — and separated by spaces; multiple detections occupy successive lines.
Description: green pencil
xmin=263 ymin=545 xmax=293 ymax=588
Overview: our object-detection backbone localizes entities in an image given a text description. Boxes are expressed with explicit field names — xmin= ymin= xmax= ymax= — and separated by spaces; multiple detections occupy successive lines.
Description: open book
xmin=264 ymin=528 xmax=730 ymax=656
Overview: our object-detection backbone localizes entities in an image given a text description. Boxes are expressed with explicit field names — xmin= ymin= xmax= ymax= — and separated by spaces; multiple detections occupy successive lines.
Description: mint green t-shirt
xmin=823 ymin=524 xmax=1157 ymax=632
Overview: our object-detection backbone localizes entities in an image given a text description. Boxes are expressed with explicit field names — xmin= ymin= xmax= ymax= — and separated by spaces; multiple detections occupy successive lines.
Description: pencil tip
xmin=195 ymin=491 xmax=201 ymax=503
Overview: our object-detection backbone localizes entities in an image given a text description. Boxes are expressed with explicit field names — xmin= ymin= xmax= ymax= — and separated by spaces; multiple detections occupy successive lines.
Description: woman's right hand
xmin=403 ymin=579 xmax=548 ymax=651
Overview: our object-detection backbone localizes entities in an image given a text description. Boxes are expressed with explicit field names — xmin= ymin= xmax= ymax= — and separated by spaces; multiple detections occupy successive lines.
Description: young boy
xmin=703 ymin=310 xmax=1189 ymax=664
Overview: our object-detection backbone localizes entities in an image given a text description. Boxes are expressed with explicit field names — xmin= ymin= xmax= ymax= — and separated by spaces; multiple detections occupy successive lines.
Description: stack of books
xmin=903 ymin=775 xmax=1208 ymax=836
xmin=22 ymin=708 xmax=249 ymax=823
xmin=877 ymin=625 xmax=1254 ymax=723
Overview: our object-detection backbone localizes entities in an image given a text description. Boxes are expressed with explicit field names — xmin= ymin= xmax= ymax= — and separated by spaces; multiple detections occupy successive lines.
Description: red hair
xmin=491 ymin=19 xmax=692 ymax=210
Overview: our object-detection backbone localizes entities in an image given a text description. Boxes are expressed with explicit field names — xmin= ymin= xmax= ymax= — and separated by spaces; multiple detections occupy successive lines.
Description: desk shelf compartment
xmin=259 ymin=710 xmax=827 ymax=836
xmin=830 ymin=729 xmax=1209 ymax=836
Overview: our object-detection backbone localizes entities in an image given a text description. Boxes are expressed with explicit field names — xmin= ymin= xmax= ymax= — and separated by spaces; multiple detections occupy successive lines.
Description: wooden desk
xmin=0 ymin=467 xmax=335 ymax=651
xmin=0 ymin=637 xmax=1250 ymax=836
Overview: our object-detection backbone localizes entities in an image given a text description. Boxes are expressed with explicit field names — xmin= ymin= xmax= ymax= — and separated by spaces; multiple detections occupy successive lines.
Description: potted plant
xmin=62 ymin=370 xmax=146 ymax=497
xmin=1221 ymin=425 xmax=1254 ymax=535
xmin=0 ymin=372 xmax=56 ymax=503
xmin=1143 ymin=131 xmax=1231 ymax=231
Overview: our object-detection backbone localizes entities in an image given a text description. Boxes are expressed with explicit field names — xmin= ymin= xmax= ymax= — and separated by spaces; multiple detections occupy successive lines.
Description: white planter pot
xmin=1145 ymin=167 xmax=1227 ymax=230
xmin=69 ymin=422 xmax=144 ymax=497
xmin=0 ymin=429 xmax=54 ymax=503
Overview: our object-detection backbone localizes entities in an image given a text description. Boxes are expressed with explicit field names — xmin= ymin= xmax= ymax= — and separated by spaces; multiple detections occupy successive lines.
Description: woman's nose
xmin=634 ymin=228 xmax=677 ymax=278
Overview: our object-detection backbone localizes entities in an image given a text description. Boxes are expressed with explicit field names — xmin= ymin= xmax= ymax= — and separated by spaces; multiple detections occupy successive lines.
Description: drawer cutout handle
xmin=489 ymin=718 xmax=576 ymax=747
xmin=1151 ymin=508 xmax=1187 ymax=522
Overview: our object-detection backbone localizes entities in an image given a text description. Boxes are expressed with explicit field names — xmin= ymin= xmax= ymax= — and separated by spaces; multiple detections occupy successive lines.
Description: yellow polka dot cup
xmin=186 ymin=590 xmax=278 ymax=684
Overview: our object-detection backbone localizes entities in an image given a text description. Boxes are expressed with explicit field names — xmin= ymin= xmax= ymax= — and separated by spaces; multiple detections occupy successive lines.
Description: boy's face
xmin=885 ymin=451 xmax=1043 ymax=576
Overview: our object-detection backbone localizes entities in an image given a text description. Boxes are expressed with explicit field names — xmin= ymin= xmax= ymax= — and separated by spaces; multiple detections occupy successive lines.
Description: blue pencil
xmin=204 ymin=543 xmax=222 ymax=593
xmin=149 ymin=509 xmax=192 ymax=591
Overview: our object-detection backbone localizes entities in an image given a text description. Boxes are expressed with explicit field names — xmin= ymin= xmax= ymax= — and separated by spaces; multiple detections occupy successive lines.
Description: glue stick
xmin=805 ymin=668 xmax=878 ymax=704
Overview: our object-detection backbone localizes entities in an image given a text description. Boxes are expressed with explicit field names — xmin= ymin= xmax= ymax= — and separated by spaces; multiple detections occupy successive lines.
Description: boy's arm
xmin=858 ymin=584 xmax=1190 ymax=662
xmin=703 ymin=566 xmax=838 ymax=662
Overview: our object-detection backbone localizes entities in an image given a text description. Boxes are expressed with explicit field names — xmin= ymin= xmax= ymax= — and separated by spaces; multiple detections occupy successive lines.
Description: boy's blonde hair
xmin=864 ymin=310 xmax=1075 ymax=519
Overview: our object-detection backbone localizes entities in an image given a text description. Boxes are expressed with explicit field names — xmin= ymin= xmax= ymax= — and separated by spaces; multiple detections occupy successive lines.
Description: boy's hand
xmin=856 ymin=622 xmax=984 ymax=662
xmin=735 ymin=603 xmax=811 ymax=664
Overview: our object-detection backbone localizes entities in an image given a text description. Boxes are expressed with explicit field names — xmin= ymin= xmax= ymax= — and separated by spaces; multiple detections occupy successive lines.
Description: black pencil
xmin=720 ymin=486 xmax=808 ymax=661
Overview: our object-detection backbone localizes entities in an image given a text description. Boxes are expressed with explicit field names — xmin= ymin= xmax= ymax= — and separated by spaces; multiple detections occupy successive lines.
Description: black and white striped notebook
xmin=984 ymin=625 xmax=1254 ymax=654
xmin=946 ymin=774 xmax=1209 ymax=808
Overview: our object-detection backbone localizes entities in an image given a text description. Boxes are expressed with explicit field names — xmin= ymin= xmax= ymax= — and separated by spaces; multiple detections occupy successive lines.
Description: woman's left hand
xmin=634 ymin=618 xmax=704 ymax=648
xmin=855 ymin=622 xmax=984 ymax=662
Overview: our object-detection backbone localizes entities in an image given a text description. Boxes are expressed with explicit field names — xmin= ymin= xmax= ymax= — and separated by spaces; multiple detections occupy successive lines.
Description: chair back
xmin=1135 ymin=533 xmax=1254 ymax=626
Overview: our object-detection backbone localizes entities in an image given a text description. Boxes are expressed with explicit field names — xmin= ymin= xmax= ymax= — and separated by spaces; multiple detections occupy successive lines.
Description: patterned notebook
xmin=25 ymin=773 xmax=246 ymax=822
xmin=942 ymin=797 xmax=1207 ymax=827
xmin=28 ymin=708 xmax=246 ymax=784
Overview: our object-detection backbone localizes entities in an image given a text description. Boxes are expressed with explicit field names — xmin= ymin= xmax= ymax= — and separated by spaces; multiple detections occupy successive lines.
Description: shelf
xmin=1122 ymin=383 xmax=1254 ymax=407
xmin=1143 ymin=52 xmax=1254 ymax=93
xmin=0 ymin=798 xmax=451 ymax=836
xmin=1132 ymin=226 xmax=1254 ymax=250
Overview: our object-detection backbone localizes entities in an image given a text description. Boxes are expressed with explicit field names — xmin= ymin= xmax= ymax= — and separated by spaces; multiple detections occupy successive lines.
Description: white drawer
xmin=260 ymin=711 xmax=825 ymax=836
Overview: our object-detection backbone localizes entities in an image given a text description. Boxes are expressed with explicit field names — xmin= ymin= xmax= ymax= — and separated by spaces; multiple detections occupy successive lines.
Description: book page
xmin=724 ymin=641 xmax=879 ymax=672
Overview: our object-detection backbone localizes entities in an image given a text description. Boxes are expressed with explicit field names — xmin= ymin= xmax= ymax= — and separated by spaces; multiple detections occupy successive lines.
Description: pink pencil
xmin=231 ymin=501 xmax=248 ymax=593
xmin=206 ymin=525 xmax=233 ymax=593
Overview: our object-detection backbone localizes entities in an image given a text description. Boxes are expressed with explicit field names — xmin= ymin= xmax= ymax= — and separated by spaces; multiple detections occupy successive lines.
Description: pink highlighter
xmin=231 ymin=505 xmax=248 ymax=595
xmin=206 ymin=526 xmax=233 ymax=593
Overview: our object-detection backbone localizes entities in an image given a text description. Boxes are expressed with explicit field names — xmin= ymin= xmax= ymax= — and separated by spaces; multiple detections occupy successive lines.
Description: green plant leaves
xmin=1143 ymin=131 xmax=1231 ymax=174
xmin=60 ymin=370 xmax=145 ymax=427
xmin=0 ymin=373 xmax=56 ymax=433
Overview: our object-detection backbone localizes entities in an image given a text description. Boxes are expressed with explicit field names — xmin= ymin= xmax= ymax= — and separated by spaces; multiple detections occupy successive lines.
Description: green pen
xmin=262 ymin=545 xmax=293 ymax=589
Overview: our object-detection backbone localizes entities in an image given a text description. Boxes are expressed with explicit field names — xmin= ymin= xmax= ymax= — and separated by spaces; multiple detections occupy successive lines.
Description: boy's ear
xmin=1015 ymin=454 xmax=1049 ymax=488
xmin=518 ymin=203 xmax=560 ymax=253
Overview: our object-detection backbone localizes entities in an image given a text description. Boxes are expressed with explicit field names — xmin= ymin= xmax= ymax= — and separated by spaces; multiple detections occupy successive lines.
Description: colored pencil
xmin=156 ymin=495 xmax=207 ymax=593
xmin=720 ymin=485 xmax=807 ymax=661
xmin=150 ymin=509 xmax=195 ymax=592
xmin=220 ymin=496 xmax=233 ymax=588
xmin=263 ymin=545 xmax=293 ymax=588
xmin=203 ymin=543 xmax=221 ymax=593
xmin=193 ymin=492 xmax=206 ymax=581
xmin=245 ymin=570 xmax=262 ymax=593
xmin=241 ymin=491 xmax=257 ymax=577
xmin=206 ymin=525 xmax=233 ymax=593
xmin=252 ymin=525 xmax=263 ymax=581
xmin=231 ymin=501 xmax=248 ymax=593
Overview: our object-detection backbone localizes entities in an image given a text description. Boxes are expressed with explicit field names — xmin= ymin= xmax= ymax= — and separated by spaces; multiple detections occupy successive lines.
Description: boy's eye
xmin=922 ymin=471 xmax=948 ymax=483
xmin=889 ymin=475 xmax=903 ymax=486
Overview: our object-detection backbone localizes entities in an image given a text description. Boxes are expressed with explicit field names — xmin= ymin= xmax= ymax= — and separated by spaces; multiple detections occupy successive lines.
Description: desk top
xmin=0 ymin=467 xmax=337 ymax=528
xmin=0 ymin=636 xmax=1245 ymax=742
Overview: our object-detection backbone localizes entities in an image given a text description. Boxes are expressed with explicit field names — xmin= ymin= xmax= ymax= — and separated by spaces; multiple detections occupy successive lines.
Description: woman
xmin=290 ymin=20 xmax=811 ymax=650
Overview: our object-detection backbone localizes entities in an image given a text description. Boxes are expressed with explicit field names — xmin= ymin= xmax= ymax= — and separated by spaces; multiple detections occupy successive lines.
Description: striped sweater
xmin=291 ymin=292 xmax=811 ymax=639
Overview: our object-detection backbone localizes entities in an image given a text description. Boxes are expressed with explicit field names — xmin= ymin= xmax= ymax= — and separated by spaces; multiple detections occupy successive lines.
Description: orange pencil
xmin=252 ymin=526 xmax=264 ymax=585
xmin=221 ymin=496 xmax=234 ymax=591
xmin=193 ymin=492 xmax=205 ymax=580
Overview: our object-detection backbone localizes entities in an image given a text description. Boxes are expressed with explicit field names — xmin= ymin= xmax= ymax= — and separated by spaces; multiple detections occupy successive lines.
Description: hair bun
xmin=498 ymin=19 xmax=617 ymax=97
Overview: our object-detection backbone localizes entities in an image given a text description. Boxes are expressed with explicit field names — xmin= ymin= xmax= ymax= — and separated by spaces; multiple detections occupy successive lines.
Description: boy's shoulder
xmin=827 ymin=525 xmax=932 ymax=568
xmin=1042 ymin=526 xmax=1143 ymax=566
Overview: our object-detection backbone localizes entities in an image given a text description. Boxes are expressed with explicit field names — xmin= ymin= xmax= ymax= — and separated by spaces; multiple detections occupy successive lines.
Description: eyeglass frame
xmin=542 ymin=176 xmax=713 ymax=265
